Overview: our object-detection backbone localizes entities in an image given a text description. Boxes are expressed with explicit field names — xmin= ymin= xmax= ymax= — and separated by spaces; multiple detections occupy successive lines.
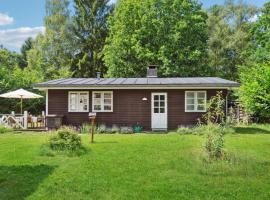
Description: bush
xmin=49 ymin=127 xmax=82 ymax=152
xmin=111 ymin=124 xmax=120 ymax=133
xmin=105 ymin=128 xmax=114 ymax=134
xmin=0 ymin=125 xmax=13 ymax=134
xmin=177 ymin=127 xmax=193 ymax=134
xmin=194 ymin=123 xmax=231 ymax=161
xmin=120 ymin=126 xmax=133 ymax=134
xmin=205 ymin=131 xmax=224 ymax=160
xmin=96 ymin=124 xmax=107 ymax=134
xmin=80 ymin=123 xmax=93 ymax=134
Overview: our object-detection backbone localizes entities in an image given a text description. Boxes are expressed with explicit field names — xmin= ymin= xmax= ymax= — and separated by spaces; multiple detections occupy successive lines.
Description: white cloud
xmin=0 ymin=26 xmax=45 ymax=51
xmin=0 ymin=13 xmax=14 ymax=25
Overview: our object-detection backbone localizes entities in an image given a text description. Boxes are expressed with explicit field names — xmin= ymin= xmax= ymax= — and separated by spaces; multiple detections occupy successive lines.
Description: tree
xmin=207 ymin=0 xmax=258 ymax=80
xmin=248 ymin=2 xmax=270 ymax=63
xmin=0 ymin=47 xmax=43 ymax=114
xmin=20 ymin=37 xmax=34 ymax=68
xmin=71 ymin=0 xmax=114 ymax=77
xmin=239 ymin=2 xmax=270 ymax=121
xmin=27 ymin=0 xmax=74 ymax=80
xmin=104 ymin=0 xmax=208 ymax=78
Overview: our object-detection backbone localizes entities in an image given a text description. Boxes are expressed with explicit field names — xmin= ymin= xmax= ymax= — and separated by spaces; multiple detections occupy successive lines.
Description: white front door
xmin=151 ymin=93 xmax=167 ymax=130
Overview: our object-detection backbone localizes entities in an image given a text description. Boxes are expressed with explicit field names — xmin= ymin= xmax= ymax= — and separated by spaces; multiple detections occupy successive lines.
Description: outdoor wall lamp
xmin=142 ymin=97 xmax=148 ymax=101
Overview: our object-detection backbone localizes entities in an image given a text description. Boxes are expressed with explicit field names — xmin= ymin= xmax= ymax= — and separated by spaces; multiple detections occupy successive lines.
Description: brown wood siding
xmin=48 ymin=89 xmax=227 ymax=130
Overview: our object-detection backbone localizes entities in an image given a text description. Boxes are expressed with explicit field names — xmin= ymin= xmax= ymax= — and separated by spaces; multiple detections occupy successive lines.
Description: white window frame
xmin=185 ymin=91 xmax=207 ymax=112
xmin=68 ymin=91 xmax=89 ymax=112
xmin=92 ymin=91 xmax=113 ymax=112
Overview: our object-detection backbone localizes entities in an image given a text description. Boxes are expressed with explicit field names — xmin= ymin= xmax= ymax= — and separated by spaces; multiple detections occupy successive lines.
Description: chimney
xmin=147 ymin=65 xmax=158 ymax=78
xmin=96 ymin=72 xmax=101 ymax=79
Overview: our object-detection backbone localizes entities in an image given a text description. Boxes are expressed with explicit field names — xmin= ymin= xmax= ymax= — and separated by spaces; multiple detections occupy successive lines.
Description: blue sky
xmin=0 ymin=0 xmax=267 ymax=51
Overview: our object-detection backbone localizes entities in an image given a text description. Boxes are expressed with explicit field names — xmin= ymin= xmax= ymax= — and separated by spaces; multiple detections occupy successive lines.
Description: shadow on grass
xmin=0 ymin=164 xmax=55 ymax=200
xmin=93 ymin=141 xmax=118 ymax=144
xmin=234 ymin=127 xmax=270 ymax=134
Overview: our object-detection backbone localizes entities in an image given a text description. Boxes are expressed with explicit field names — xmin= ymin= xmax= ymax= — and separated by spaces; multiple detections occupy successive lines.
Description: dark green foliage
xmin=20 ymin=37 xmax=34 ymax=68
xmin=49 ymin=127 xmax=82 ymax=151
xmin=71 ymin=0 xmax=114 ymax=77
xmin=104 ymin=0 xmax=209 ymax=78
xmin=239 ymin=2 xmax=270 ymax=121
xmin=207 ymin=0 xmax=258 ymax=80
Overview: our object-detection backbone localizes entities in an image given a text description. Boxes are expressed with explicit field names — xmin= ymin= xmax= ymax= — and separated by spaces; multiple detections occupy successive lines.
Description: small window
xmin=92 ymin=91 xmax=113 ymax=112
xmin=68 ymin=91 xmax=89 ymax=112
xmin=185 ymin=91 xmax=206 ymax=112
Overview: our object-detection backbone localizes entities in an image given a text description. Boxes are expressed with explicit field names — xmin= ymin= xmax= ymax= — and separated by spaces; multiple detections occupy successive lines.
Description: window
xmin=68 ymin=91 xmax=89 ymax=112
xmin=185 ymin=91 xmax=207 ymax=112
xmin=92 ymin=91 xmax=113 ymax=112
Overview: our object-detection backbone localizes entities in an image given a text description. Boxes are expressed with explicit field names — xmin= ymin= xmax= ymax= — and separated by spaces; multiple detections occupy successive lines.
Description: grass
xmin=0 ymin=125 xmax=270 ymax=199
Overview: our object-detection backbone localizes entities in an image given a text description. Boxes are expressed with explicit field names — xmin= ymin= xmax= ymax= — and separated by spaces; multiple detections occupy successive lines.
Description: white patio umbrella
xmin=0 ymin=89 xmax=43 ymax=114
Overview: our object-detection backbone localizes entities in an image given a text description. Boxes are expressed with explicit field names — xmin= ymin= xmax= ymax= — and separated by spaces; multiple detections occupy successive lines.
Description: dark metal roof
xmin=34 ymin=77 xmax=240 ymax=88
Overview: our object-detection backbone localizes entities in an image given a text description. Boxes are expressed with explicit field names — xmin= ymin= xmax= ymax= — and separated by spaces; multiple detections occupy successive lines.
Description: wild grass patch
xmin=0 ymin=125 xmax=13 ymax=134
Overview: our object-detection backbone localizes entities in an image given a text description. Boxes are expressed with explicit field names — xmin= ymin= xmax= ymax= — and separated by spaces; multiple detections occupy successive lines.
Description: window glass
xmin=69 ymin=92 xmax=89 ymax=112
xmin=160 ymin=101 xmax=165 ymax=107
xmin=104 ymin=98 xmax=111 ymax=104
xmin=197 ymin=105 xmax=205 ymax=111
xmin=197 ymin=92 xmax=206 ymax=99
xmin=154 ymin=108 xmax=159 ymax=113
xmin=186 ymin=92 xmax=195 ymax=98
xmin=93 ymin=92 xmax=113 ymax=112
xmin=185 ymin=91 xmax=206 ymax=112
xmin=104 ymin=105 xmax=112 ymax=111
xmin=160 ymin=95 xmax=165 ymax=100
xmin=186 ymin=105 xmax=195 ymax=111
xmin=197 ymin=98 xmax=205 ymax=105
xmin=186 ymin=98 xmax=195 ymax=105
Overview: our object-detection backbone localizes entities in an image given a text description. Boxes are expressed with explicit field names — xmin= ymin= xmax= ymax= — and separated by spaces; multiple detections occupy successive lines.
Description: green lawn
xmin=1 ymin=125 xmax=270 ymax=199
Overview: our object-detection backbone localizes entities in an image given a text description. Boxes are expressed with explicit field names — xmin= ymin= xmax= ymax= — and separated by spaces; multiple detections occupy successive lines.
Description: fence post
xmin=24 ymin=111 xmax=28 ymax=129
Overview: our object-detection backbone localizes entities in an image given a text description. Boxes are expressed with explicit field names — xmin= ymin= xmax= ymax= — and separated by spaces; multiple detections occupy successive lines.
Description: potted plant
xmin=133 ymin=123 xmax=143 ymax=133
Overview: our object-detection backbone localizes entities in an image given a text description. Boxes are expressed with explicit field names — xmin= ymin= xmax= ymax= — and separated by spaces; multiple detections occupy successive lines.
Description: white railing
xmin=0 ymin=111 xmax=46 ymax=130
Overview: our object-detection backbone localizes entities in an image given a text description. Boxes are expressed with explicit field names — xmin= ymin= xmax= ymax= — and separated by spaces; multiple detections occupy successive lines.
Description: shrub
xmin=49 ymin=127 xmax=82 ymax=152
xmin=201 ymin=91 xmax=225 ymax=124
xmin=205 ymin=131 xmax=224 ymax=160
xmin=111 ymin=124 xmax=120 ymax=133
xmin=120 ymin=126 xmax=133 ymax=134
xmin=177 ymin=127 xmax=193 ymax=134
xmin=0 ymin=125 xmax=13 ymax=134
xmin=105 ymin=128 xmax=114 ymax=134
xmin=96 ymin=124 xmax=107 ymax=134
xmin=80 ymin=123 xmax=93 ymax=134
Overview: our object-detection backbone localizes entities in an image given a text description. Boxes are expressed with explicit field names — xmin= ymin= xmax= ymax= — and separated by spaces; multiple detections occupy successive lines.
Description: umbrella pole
xmin=20 ymin=97 xmax=23 ymax=115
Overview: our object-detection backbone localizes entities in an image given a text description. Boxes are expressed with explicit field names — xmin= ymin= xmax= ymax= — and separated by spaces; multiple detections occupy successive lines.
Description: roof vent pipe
xmin=147 ymin=65 xmax=158 ymax=78
xmin=96 ymin=72 xmax=101 ymax=79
